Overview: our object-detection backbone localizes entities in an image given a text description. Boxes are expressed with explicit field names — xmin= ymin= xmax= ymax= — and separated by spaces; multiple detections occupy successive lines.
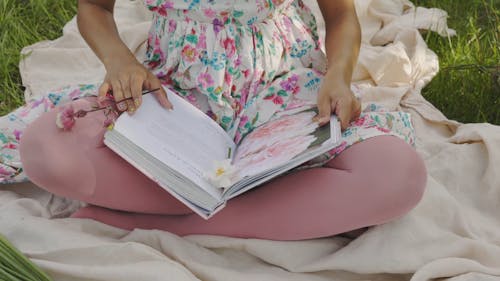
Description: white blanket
xmin=2 ymin=0 xmax=500 ymax=280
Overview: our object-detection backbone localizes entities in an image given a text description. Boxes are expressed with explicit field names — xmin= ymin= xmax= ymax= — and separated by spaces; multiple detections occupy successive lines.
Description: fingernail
xmin=318 ymin=117 xmax=330 ymax=125
xmin=134 ymin=99 xmax=141 ymax=108
xmin=117 ymin=102 xmax=127 ymax=111
xmin=161 ymin=100 xmax=173 ymax=111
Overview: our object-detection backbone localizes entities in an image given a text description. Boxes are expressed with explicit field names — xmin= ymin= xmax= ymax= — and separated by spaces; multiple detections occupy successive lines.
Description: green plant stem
xmin=0 ymin=234 xmax=52 ymax=281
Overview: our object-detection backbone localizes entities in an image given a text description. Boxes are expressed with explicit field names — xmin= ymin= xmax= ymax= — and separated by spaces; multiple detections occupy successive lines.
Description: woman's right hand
xmin=76 ymin=0 xmax=171 ymax=113
xmin=98 ymin=58 xmax=173 ymax=113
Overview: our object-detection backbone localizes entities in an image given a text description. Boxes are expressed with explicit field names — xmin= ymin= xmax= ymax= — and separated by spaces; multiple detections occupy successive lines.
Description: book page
xmin=225 ymin=113 xmax=340 ymax=199
xmin=232 ymin=109 xmax=336 ymax=179
xmin=111 ymin=87 xmax=236 ymax=199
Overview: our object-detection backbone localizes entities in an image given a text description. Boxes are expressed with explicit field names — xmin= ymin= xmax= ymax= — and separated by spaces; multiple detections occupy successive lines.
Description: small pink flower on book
xmin=55 ymin=88 xmax=160 ymax=131
xmin=55 ymin=104 xmax=116 ymax=131
xmin=55 ymin=105 xmax=84 ymax=130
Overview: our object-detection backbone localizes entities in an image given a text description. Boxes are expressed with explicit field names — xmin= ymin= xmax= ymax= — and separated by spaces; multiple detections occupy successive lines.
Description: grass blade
xmin=0 ymin=234 xmax=52 ymax=281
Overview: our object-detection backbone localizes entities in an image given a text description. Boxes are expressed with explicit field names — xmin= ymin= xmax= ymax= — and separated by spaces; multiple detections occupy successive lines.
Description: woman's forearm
xmin=77 ymin=0 xmax=172 ymax=112
xmin=317 ymin=0 xmax=361 ymax=85
xmin=77 ymin=0 xmax=137 ymax=69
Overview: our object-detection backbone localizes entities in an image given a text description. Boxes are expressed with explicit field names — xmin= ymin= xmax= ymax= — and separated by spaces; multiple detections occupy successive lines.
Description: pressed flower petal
xmin=55 ymin=105 xmax=76 ymax=131
xmin=61 ymin=115 xmax=76 ymax=130
xmin=205 ymin=159 xmax=238 ymax=189
xmin=103 ymin=118 xmax=115 ymax=131
xmin=55 ymin=112 xmax=65 ymax=129
xmin=74 ymin=110 xmax=87 ymax=118
xmin=106 ymin=123 xmax=114 ymax=131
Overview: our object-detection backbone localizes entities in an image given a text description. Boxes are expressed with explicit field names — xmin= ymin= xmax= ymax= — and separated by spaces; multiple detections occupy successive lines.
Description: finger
xmin=119 ymin=75 xmax=136 ymax=114
xmin=155 ymin=86 xmax=173 ymax=110
xmin=148 ymin=75 xmax=173 ymax=110
xmin=130 ymin=74 xmax=145 ymax=110
xmin=335 ymin=99 xmax=351 ymax=131
xmin=98 ymin=82 xmax=111 ymax=106
xmin=314 ymin=96 xmax=332 ymax=126
xmin=111 ymin=81 xmax=127 ymax=112
xmin=351 ymin=96 xmax=362 ymax=121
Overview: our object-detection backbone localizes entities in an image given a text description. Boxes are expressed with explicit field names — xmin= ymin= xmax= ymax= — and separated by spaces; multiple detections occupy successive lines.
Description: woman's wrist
xmin=102 ymin=49 xmax=138 ymax=71
xmin=324 ymin=67 xmax=352 ymax=89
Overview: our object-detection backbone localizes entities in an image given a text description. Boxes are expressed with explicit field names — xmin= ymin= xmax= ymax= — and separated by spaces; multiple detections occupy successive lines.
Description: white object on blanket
xmin=3 ymin=0 xmax=500 ymax=281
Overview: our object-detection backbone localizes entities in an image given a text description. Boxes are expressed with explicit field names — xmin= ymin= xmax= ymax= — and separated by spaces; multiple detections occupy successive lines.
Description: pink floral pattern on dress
xmin=143 ymin=0 xmax=326 ymax=140
xmin=0 ymin=0 xmax=416 ymax=183
xmin=0 ymin=84 xmax=97 ymax=183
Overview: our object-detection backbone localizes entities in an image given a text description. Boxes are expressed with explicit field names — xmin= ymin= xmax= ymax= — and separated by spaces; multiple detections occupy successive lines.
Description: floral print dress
xmin=0 ymin=0 xmax=415 ymax=183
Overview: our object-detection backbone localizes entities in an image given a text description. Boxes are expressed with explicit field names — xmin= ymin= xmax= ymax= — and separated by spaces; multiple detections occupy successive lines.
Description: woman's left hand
xmin=314 ymin=78 xmax=361 ymax=130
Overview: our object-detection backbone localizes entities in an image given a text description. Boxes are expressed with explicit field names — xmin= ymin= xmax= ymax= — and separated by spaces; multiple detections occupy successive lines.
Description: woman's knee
xmin=366 ymin=137 xmax=427 ymax=220
xmin=20 ymin=109 xmax=194 ymax=215
xmin=334 ymin=136 xmax=427 ymax=222
xmin=20 ymin=110 xmax=98 ymax=198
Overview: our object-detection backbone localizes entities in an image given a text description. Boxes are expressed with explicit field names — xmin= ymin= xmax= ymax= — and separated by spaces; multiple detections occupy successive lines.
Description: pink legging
xmin=19 ymin=98 xmax=427 ymax=240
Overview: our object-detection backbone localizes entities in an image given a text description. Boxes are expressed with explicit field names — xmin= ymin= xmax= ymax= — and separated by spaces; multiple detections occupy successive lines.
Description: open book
xmin=104 ymin=88 xmax=341 ymax=219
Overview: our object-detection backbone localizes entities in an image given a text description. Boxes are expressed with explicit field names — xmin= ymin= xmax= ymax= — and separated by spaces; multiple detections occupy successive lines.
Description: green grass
xmin=0 ymin=0 xmax=499 ymax=124
xmin=0 ymin=0 xmax=77 ymax=115
xmin=413 ymin=0 xmax=499 ymax=124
